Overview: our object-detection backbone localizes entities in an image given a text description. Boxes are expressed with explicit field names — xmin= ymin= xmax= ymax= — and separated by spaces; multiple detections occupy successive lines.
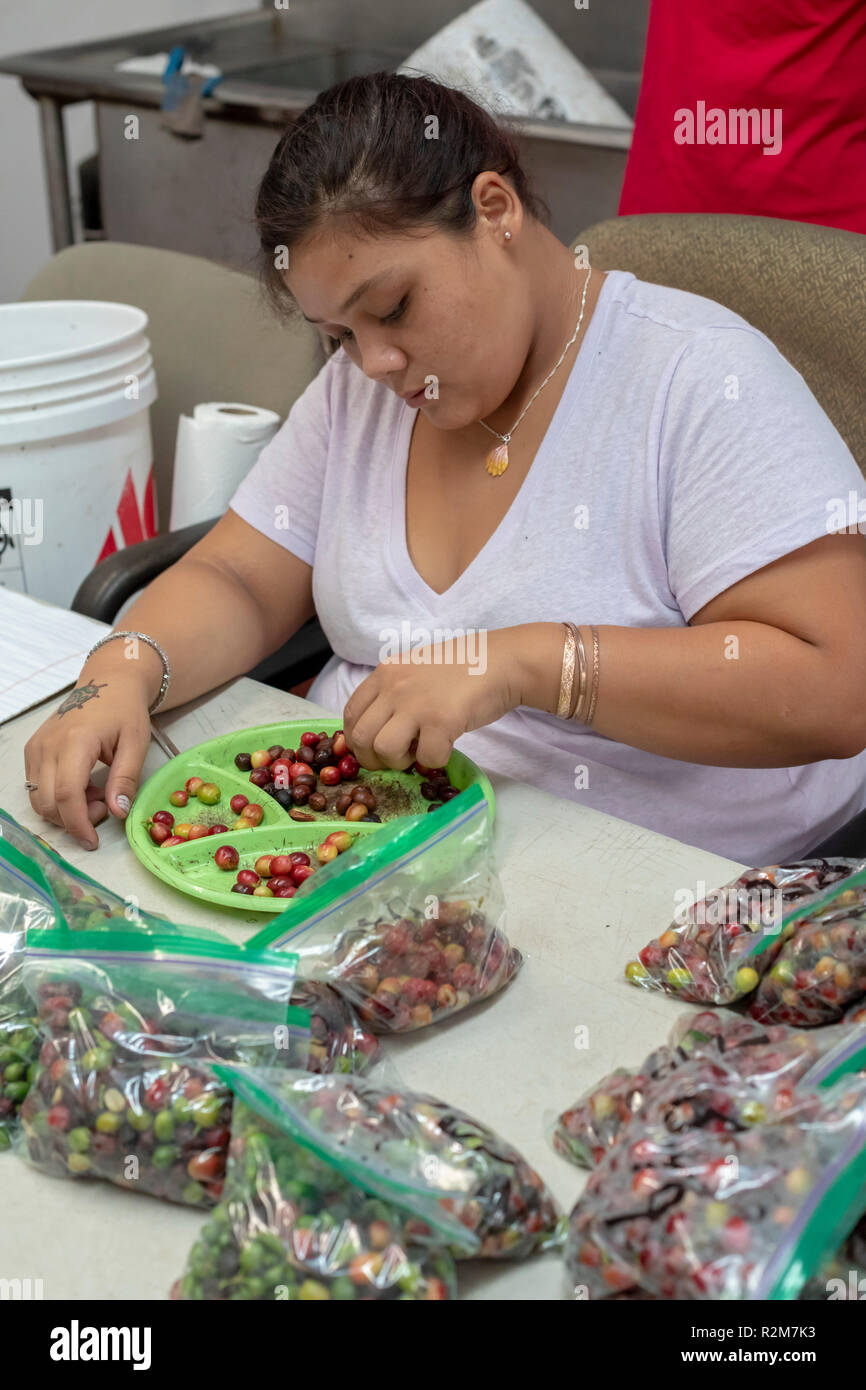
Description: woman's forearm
xmin=516 ymin=620 xmax=858 ymax=769
xmin=76 ymin=557 xmax=276 ymax=713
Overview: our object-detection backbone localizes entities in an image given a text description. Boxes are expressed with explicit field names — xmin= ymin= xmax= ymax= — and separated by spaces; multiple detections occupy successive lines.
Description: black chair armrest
xmin=71 ymin=520 xmax=217 ymax=621
xmin=802 ymin=806 xmax=866 ymax=860
xmin=71 ymin=518 xmax=333 ymax=693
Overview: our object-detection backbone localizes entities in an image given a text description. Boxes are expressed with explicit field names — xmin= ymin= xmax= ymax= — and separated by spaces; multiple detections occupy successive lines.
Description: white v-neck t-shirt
xmin=228 ymin=269 xmax=866 ymax=862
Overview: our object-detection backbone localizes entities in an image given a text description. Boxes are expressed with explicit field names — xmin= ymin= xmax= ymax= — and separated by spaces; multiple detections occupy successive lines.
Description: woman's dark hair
xmin=254 ymin=70 xmax=550 ymax=327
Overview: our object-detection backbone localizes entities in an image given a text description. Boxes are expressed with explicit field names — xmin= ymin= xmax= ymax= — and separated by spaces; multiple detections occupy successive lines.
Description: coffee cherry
xmin=439 ymin=786 xmax=460 ymax=802
xmin=338 ymin=755 xmax=360 ymax=780
xmin=324 ymin=831 xmax=352 ymax=852
xmin=274 ymin=789 xmax=293 ymax=809
xmin=319 ymin=766 xmax=341 ymax=786
xmin=185 ymin=776 xmax=204 ymax=795
xmin=209 ymin=823 xmax=229 ymax=835
xmin=296 ymin=746 xmax=315 ymax=766
xmin=427 ymin=803 xmax=443 ymax=812
xmin=251 ymin=750 xmax=273 ymax=769
xmin=234 ymin=752 xmax=252 ymax=771
xmin=233 ymin=818 xmax=251 ymax=831
xmin=419 ymin=781 xmax=440 ymax=801
xmin=252 ymin=885 xmax=274 ymax=897
xmin=231 ymin=882 xmax=254 ymax=896
xmin=292 ymin=864 xmax=315 ymax=885
xmin=230 ymin=794 xmax=249 ymax=815
xmin=197 ymin=782 xmax=221 ymax=805
xmin=288 ymin=762 xmax=312 ymax=783
xmin=152 ymin=810 xmax=174 ymax=827
xmin=241 ymin=804 xmax=264 ymax=827
xmin=362 ymin=814 xmax=382 ymax=822
xmin=237 ymin=870 xmax=260 ymax=888
xmin=335 ymin=793 xmax=352 ymax=814
xmin=300 ymin=731 xmax=318 ymax=747
xmin=173 ymin=823 xmax=192 ymax=840
xmin=188 ymin=824 xmax=210 ymax=840
xmin=317 ymin=843 xmax=339 ymax=864
xmin=292 ymin=786 xmax=311 ymax=806
xmin=267 ymin=876 xmax=293 ymax=892
xmin=269 ymin=855 xmax=294 ymax=877
xmin=345 ymin=803 xmax=367 ymax=822
xmin=149 ymin=822 xmax=171 ymax=846
xmin=290 ymin=852 xmax=311 ymax=866
xmin=249 ymin=768 xmax=271 ymax=789
xmin=313 ymin=748 xmax=334 ymax=768
xmin=168 ymin=789 xmax=188 ymax=808
xmin=309 ymin=791 xmax=327 ymax=812
xmin=214 ymin=846 xmax=239 ymax=871
xmin=353 ymin=787 xmax=377 ymax=810
xmin=261 ymin=782 xmax=276 ymax=799
xmin=254 ymin=855 xmax=273 ymax=877
xmin=273 ymin=884 xmax=296 ymax=899
xmin=332 ymin=731 xmax=348 ymax=758
xmin=267 ymin=744 xmax=283 ymax=760
xmin=161 ymin=835 xmax=184 ymax=847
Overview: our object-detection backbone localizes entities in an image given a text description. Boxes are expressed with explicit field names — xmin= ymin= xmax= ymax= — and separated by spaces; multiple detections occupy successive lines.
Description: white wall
xmin=0 ymin=0 xmax=259 ymax=303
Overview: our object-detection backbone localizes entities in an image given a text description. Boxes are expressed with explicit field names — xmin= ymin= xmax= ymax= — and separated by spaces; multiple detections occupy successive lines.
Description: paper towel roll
xmin=169 ymin=401 xmax=282 ymax=530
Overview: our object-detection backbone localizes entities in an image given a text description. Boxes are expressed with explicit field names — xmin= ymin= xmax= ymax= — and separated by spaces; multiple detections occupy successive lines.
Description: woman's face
xmin=284 ymin=205 xmax=537 ymax=430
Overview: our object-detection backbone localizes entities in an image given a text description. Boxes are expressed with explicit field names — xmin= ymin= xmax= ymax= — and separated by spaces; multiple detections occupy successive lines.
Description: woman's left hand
xmin=342 ymin=625 xmax=557 ymax=771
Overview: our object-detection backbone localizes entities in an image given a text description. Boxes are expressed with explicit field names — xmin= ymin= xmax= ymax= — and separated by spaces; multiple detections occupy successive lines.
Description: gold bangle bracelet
xmin=556 ymin=622 xmax=577 ymax=718
xmin=585 ymin=625 xmax=600 ymax=726
xmin=572 ymin=626 xmax=589 ymax=722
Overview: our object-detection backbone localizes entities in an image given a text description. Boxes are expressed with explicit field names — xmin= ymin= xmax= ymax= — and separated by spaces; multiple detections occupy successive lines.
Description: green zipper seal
xmin=214 ymin=1063 xmax=479 ymax=1252
xmin=246 ymin=783 xmax=489 ymax=952
xmin=762 ymin=1104 xmax=866 ymax=1299
xmin=22 ymin=930 xmax=307 ymax=1034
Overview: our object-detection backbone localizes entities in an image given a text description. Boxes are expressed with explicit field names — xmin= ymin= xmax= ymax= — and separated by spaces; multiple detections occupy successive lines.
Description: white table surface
xmin=0 ymin=674 xmax=745 ymax=1300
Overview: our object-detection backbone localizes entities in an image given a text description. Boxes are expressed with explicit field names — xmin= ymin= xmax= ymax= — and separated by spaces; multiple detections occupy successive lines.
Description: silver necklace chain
xmin=478 ymin=265 xmax=593 ymax=445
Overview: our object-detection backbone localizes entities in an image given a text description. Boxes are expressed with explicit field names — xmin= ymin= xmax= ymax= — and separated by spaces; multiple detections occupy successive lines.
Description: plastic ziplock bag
xmin=552 ymin=1010 xmax=855 ymax=1170
xmin=625 ymin=859 xmax=866 ymax=1006
xmin=175 ymin=1082 xmax=457 ymax=1301
xmin=247 ymin=785 xmax=522 ymax=1033
xmin=564 ymin=1058 xmax=866 ymax=1300
xmin=218 ymin=1066 xmax=563 ymax=1260
xmin=17 ymin=929 xmax=310 ymax=1207
xmin=0 ymin=810 xmax=234 ymax=1147
xmin=748 ymin=876 xmax=866 ymax=1027
xmin=0 ymin=836 xmax=62 ymax=1148
xmin=0 ymin=808 xmax=226 ymax=939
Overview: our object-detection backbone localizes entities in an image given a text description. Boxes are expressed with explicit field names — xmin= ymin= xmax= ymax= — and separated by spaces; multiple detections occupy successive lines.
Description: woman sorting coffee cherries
xmin=23 ymin=73 xmax=866 ymax=865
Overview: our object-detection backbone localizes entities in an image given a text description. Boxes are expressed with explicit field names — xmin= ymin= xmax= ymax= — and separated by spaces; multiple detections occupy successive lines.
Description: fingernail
xmin=76 ymin=837 xmax=93 ymax=851
xmin=116 ymin=795 xmax=130 ymax=816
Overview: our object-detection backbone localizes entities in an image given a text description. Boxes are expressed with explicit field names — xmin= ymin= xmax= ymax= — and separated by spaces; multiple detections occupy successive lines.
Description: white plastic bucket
xmin=0 ymin=300 xmax=159 ymax=607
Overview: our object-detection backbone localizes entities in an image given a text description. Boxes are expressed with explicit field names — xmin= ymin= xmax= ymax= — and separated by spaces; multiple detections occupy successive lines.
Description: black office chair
xmin=71 ymin=519 xmax=332 ymax=693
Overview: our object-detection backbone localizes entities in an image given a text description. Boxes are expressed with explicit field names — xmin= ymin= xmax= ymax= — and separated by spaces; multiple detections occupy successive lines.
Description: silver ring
xmin=24 ymin=780 xmax=38 ymax=791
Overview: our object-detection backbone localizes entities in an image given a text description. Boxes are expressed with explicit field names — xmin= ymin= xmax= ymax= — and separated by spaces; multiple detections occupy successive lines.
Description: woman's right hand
xmin=23 ymin=668 xmax=153 ymax=851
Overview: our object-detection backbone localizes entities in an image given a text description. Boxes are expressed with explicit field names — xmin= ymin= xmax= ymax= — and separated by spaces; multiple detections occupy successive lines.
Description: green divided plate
xmin=126 ymin=718 xmax=495 ymax=915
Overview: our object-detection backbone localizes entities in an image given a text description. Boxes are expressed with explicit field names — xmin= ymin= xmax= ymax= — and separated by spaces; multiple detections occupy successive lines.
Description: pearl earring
xmin=504 ymin=231 xmax=512 ymax=240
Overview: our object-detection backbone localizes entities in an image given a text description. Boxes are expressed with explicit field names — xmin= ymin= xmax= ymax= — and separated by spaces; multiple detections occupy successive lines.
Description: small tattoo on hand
xmin=55 ymin=682 xmax=107 ymax=719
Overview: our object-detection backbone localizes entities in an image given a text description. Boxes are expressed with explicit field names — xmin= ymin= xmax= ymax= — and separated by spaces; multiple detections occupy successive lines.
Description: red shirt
xmin=619 ymin=0 xmax=866 ymax=236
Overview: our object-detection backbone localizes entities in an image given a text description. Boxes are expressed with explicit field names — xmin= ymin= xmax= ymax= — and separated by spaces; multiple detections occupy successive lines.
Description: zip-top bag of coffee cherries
xmin=625 ymin=857 xmax=866 ymax=1017
xmin=0 ymin=811 xmax=380 ymax=1158
xmin=247 ymin=784 xmax=522 ymax=1034
xmin=173 ymin=1063 xmax=563 ymax=1301
xmin=563 ymin=1016 xmax=866 ymax=1300
xmin=0 ymin=808 xmax=230 ymax=1152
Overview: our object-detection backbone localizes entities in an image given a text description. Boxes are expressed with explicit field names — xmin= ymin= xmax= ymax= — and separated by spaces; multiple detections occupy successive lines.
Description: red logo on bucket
xmin=97 ymin=466 xmax=157 ymax=563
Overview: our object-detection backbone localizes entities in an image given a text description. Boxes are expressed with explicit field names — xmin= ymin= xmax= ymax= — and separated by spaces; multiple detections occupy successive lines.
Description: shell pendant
xmin=485 ymin=442 xmax=510 ymax=477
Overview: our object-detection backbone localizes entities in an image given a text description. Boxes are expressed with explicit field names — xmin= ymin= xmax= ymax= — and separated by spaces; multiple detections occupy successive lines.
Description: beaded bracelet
xmin=83 ymin=630 xmax=171 ymax=714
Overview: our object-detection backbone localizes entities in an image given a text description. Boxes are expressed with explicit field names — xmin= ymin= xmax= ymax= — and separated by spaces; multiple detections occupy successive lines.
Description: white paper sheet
xmin=0 ymin=588 xmax=110 ymax=725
